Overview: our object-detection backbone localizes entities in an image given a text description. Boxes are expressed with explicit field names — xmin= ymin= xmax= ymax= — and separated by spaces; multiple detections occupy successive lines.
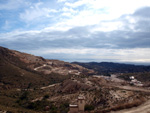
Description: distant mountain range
xmin=72 ymin=62 xmax=150 ymax=74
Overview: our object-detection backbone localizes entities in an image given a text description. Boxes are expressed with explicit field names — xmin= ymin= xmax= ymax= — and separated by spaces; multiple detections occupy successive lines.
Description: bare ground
xmin=112 ymin=99 xmax=150 ymax=113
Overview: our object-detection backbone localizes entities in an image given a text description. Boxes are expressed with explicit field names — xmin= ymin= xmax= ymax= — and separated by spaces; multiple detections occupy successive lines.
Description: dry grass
xmin=96 ymin=97 xmax=146 ymax=113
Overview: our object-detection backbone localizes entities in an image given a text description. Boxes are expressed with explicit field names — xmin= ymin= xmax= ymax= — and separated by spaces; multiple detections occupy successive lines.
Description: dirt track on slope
xmin=112 ymin=99 xmax=150 ymax=113
xmin=116 ymin=85 xmax=150 ymax=93
xmin=110 ymin=84 xmax=150 ymax=113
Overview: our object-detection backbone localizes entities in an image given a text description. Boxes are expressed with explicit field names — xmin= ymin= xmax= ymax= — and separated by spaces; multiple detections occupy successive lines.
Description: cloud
xmin=118 ymin=7 xmax=150 ymax=32
xmin=1 ymin=0 xmax=150 ymax=63
xmin=1 ymin=25 xmax=150 ymax=63
xmin=20 ymin=2 xmax=58 ymax=22
xmin=22 ymin=47 xmax=150 ymax=63
xmin=0 ymin=0 xmax=30 ymax=10
xmin=133 ymin=7 xmax=150 ymax=18
xmin=64 ymin=0 xmax=150 ymax=16
xmin=65 ymin=0 xmax=89 ymax=8
xmin=57 ymin=0 xmax=67 ymax=3
xmin=42 ymin=0 xmax=150 ymax=32
xmin=1 ymin=18 xmax=150 ymax=51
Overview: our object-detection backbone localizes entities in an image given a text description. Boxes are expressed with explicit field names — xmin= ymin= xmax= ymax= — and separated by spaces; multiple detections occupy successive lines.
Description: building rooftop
xmin=69 ymin=104 xmax=78 ymax=107
xmin=78 ymin=95 xmax=85 ymax=100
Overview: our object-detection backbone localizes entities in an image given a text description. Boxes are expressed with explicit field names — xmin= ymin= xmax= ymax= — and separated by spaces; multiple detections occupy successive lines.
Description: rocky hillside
xmin=1 ymin=46 xmax=150 ymax=113
xmin=0 ymin=46 xmax=94 ymax=89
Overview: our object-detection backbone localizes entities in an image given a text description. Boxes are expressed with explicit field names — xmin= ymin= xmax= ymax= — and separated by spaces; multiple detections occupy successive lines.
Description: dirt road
xmin=34 ymin=64 xmax=47 ymax=70
xmin=111 ymin=83 xmax=150 ymax=113
xmin=112 ymin=99 xmax=150 ymax=113
xmin=40 ymin=83 xmax=60 ymax=90
xmin=116 ymin=85 xmax=150 ymax=93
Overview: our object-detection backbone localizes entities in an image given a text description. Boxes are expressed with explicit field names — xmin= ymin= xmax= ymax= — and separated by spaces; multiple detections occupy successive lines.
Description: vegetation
xmin=98 ymin=97 xmax=146 ymax=112
xmin=0 ymin=46 xmax=150 ymax=113
xmin=73 ymin=62 xmax=150 ymax=74
xmin=85 ymin=104 xmax=95 ymax=111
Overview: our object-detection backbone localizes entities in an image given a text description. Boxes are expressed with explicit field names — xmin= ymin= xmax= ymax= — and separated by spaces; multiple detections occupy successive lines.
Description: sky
xmin=0 ymin=0 xmax=150 ymax=64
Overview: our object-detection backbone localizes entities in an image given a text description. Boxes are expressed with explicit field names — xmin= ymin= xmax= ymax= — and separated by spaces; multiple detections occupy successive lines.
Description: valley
xmin=0 ymin=46 xmax=150 ymax=113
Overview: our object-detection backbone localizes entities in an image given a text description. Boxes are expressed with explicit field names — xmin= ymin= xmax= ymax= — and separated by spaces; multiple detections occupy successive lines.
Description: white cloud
xmin=40 ymin=0 xmax=149 ymax=32
xmin=1 ymin=0 xmax=150 ymax=63
xmin=92 ymin=21 xmax=124 ymax=32
xmin=25 ymin=47 xmax=150 ymax=63
xmin=31 ymin=48 xmax=95 ymax=54
xmin=0 ymin=30 xmax=41 ymax=41
xmin=20 ymin=2 xmax=57 ymax=22
xmin=61 ymin=7 xmax=77 ymax=17
xmin=57 ymin=0 xmax=67 ymax=3
xmin=65 ymin=0 xmax=150 ymax=15
xmin=65 ymin=0 xmax=90 ymax=8
xmin=55 ymin=0 xmax=150 ymax=32
xmin=11 ymin=0 xmax=150 ymax=32
xmin=62 ymin=7 xmax=77 ymax=13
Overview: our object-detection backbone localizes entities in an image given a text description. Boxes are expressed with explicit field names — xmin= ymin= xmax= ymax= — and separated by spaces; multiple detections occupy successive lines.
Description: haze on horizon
xmin=0 ymin=0 xmax=150 ymax=64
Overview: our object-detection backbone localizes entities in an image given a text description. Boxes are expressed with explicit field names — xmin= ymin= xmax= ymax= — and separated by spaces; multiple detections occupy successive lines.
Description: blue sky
xmin=0 ymin=0 xmax=150 ymax=63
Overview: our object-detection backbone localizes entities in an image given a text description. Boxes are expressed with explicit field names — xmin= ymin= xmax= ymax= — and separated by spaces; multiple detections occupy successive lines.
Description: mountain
xmin=0 ymin=46 xmax=94 ymax=89
xmin=72 ymin=62 xmax=150 ymax=74
xmin=0 ymin=46 xmax=150 ymax=113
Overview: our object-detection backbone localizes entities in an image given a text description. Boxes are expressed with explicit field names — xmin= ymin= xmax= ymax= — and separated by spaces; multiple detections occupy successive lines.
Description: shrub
xmin=85 ymin=104 xmax=95 ymax=111
xmin=19 ymin=91 xmax=29 ymax=100
xmin=43 ymin=94 xmax=49 ymax=100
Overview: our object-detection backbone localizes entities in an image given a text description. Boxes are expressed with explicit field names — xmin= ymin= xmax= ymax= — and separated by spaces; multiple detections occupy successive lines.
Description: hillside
xmin=0 ymin=46 xmax=150 ymax=113
xmin=72 ymin=62 xmax=150 ymax=74
xmin=0 ymin=46 xmax=94 ymax=89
